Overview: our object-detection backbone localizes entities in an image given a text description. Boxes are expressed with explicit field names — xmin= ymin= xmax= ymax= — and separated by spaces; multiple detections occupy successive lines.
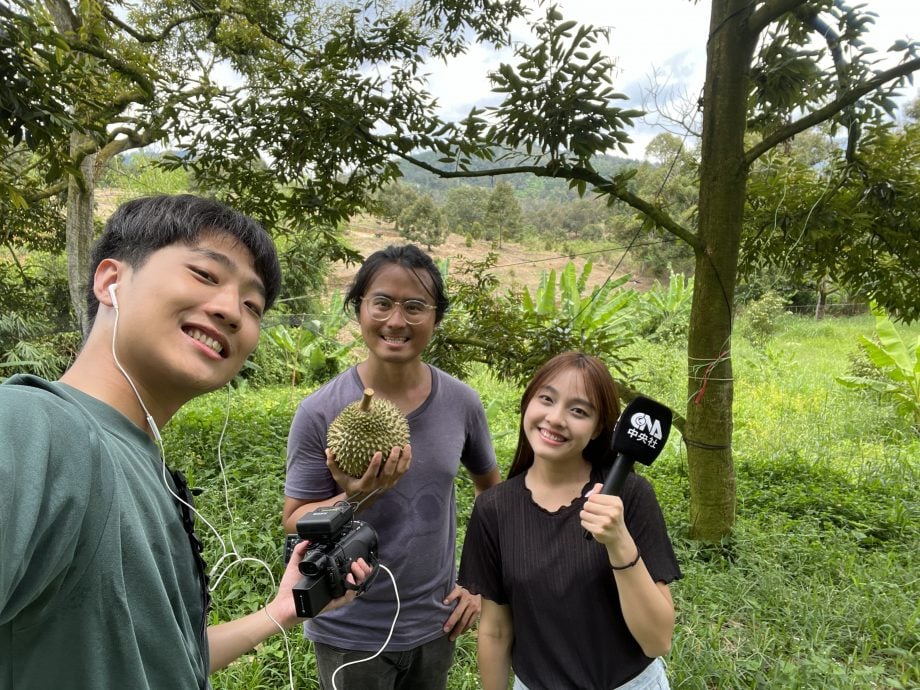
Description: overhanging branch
xmin=100 ymin=5 xmax=304 ymax=55
xmin=749 ymin=0 xmax=808 ymax=35
xmin=745 ymin=57 xmax=920 ymax=165
xmin=66 ymin=38 xmax=155 ymax=99
xmin=24 ymin=179 xmax=68 ymax=204
xmin=356 ymin=128 xmax=701 ymax=251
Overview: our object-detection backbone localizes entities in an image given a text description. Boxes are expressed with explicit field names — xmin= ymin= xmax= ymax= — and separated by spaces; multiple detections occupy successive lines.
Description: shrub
xmin=636 ymin=270 xmax=693 ymax=345
xmin=242 ymin=292 xmax=356 ymax=389
xmin=737 ymin=290 xmax=786 ymax=345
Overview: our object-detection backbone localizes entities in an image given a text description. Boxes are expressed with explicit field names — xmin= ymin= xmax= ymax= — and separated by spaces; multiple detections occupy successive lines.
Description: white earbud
xmin=108 ymin=283 xmax=119 ymax=310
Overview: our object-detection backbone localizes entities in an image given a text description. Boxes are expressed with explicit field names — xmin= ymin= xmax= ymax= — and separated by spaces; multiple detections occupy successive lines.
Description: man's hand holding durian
xmin=325 ymin=444 xmax=412 ymax=511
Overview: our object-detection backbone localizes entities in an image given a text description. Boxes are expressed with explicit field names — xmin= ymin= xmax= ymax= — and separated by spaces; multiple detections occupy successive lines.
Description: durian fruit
xmin=327 ymin=388 xmax=410 ymax=478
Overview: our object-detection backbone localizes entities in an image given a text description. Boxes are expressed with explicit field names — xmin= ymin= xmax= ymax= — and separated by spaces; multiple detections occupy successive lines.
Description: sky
xmin=425 ymin=0 xmax=919 ymax=158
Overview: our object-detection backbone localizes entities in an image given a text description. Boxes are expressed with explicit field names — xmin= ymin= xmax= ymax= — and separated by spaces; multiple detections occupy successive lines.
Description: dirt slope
xmin=331 ymin=216 xmax=648 ymax=295
xmin=94 ymin=189 xmax=647 ymax=295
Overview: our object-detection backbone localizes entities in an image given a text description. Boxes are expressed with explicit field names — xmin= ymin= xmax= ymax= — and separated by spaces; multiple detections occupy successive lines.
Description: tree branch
xmin=745 ymin=58 xmax=920 ymax=165
xmin=3 ymin=239 xmax=32 ymax=286
xmin=100 ymin=4 xmax=304 ymax=55
xmin=92 ymin=129 xmax=159 ymax=180
xmin=360 ymin=130 xmax=702 ymax=251
xmin=798 ymin=6 xmax=861 ymax=161
xmin=24 ymin=179 xmax=68 ymax=204
xmin=100 ymin=5 xmax=214 ymax=43
xmin=749 ymin=0 xmax=808 ymax=35
xmin=66 ymin=38 xmax=155 ymax=100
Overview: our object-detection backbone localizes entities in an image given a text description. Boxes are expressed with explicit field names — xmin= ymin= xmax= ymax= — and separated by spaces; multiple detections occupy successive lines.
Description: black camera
xmin=285 ymin=503 xmax=379 ymax=618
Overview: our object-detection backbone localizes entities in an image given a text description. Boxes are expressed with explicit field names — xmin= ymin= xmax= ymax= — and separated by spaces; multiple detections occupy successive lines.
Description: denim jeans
xmin=512 ymin=657 xmax=670 ymax=690
xmin=313 ymin=635 xmax=455 ymax=690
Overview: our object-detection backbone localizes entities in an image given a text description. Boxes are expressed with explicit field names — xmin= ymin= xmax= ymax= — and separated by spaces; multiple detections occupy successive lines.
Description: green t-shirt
xmin=0 ymin=375 xmax=209 ymax=688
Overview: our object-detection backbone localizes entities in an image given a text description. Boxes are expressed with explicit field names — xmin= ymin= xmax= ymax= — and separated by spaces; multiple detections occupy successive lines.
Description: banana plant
xmin=837 ymin=304 xmax=920 ymax=429
xmin=262 ymin=291 xmax=354 ymax=391
xmin=518 ymin=261 xmax=639 ymax=376
xmin=522 ymin=261 xmax=637 ymax=335
xmin=636 ymin=269 xmax=694 ymax=343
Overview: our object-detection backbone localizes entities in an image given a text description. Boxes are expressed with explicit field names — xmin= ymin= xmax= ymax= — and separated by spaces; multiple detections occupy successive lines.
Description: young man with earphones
xmin=0 ymin=194 xmax=370 ymax=688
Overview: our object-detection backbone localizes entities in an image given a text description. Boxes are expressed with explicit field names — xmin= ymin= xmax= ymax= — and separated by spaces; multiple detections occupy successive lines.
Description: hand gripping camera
xmin=286 ymin=503 xmax=379 ymax=618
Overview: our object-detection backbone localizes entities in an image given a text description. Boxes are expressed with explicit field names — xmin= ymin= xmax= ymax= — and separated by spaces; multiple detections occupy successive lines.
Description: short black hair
xmin=344 ymin=244 xmax=449 ymax=323
xmin=86 ymin=194 xmax=281 ymax=324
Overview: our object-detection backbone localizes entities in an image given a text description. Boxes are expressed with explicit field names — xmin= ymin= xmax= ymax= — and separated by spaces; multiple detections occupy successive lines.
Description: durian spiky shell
xmin=327 ymin=388 xmax=410 ymax=478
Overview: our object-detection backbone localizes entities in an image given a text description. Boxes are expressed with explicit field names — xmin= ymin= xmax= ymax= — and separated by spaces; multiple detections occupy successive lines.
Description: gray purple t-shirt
xmin=285 ymin=365 xmax=497 ymax=651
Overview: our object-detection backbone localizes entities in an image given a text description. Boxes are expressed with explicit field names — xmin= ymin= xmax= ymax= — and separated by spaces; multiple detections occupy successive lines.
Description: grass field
xmin=168 ymin=313 xmax=918 ymax=689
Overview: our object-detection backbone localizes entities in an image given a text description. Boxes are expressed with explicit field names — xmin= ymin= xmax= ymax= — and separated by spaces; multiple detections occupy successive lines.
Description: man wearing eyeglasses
xmin=284 ymin=244 xmax=502 ymax=690
xmin=0 ymin=195 xmax=369 ymax=688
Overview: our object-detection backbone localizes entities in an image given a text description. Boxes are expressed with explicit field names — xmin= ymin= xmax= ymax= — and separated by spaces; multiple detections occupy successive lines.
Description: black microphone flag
xmin=584 ymin=396 xmax=672 ymax=540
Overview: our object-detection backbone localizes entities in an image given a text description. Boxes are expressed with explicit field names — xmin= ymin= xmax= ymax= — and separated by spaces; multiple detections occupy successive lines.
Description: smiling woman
xmin=459 ymin=351 xmax=681 ymax=690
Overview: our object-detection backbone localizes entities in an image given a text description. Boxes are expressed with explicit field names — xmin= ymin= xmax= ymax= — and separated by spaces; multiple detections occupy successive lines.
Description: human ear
xmin=94 ymin=259 xmax=124 ymax=309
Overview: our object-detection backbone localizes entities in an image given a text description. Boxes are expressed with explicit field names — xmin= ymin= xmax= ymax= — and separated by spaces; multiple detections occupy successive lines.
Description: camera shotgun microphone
xmin=584 ymin=395 xmax=673 ymax=540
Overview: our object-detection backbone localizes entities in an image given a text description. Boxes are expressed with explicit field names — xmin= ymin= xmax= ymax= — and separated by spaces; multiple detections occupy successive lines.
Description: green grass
xmin=165 ymin=314 xmax=919 ymax=689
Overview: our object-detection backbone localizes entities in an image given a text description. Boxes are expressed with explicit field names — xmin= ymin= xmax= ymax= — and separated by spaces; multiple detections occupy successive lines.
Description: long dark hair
xmin=344 ymin=244 xmax=449 ymax=323
xmin=507 ymin=352 xmax=621 ymax=479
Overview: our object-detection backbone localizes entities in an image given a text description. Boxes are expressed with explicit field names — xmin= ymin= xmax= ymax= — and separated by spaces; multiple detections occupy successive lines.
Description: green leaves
xmin=837 ymin=304 xmax=920 ymax=429
xmin=484 ymin=4 xmax=639 ymax=168
xmin=743 ymin=117 xmax=920 ymax=322
xmin=429 ymin=256 xmax=639 ymax=384
xmin=253 ymin=292 xmax=355 ymax=391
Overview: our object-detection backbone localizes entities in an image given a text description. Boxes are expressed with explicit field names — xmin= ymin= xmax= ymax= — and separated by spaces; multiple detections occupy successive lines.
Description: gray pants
xmin=513 ymin=657 xmax=670 ymax=690
xmin=313 ymin=635 xmax=455 ymax=690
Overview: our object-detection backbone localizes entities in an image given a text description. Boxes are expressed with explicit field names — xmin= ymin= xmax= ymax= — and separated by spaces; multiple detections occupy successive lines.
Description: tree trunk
xmin=815 ymin=277 xmax=829 ymax=320
xmin=66 ymin=134 xmax=96 ymax=337
xmin=47 ymin=0 xmax=96 ymax=336
xmin=684 ymin=0 xmax=757 ymax=540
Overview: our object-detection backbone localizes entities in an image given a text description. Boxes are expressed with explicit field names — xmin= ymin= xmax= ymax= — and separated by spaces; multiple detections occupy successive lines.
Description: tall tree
xmin=4 ymin=0 xmax=530 ymax=332
xmin=398 ymin=194 xmax=446 ymax=250
xmin=743 ymin=119 xmax=920 ymax=320
xmin=371 ymin=182 xmax=419 ymax=234
xmin=443 ymin=184 xmax=491 ymax=238
xmin=484 ymin=181 xmax=523 ymax=247
xmin=650 ymin=1 xmax=917 ymax=537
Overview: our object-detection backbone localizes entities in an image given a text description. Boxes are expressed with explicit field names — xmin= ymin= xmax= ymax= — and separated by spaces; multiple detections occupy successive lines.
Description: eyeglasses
xmin=362 ymin=295 xmax=436 ymax=325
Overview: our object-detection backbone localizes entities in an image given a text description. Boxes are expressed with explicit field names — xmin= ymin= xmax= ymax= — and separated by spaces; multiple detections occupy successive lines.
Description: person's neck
xmin=59 ymin=337 xmax=178 ymax=439
xmin=525 ymin=458 xmax=593 ymax=511
xmin=356 ymin=358 xmax=430 ymax=414
xmin=357 ymin=358 xmax=428 ymax=394
xmin=527 ymin=456 xmax=592 ymax=494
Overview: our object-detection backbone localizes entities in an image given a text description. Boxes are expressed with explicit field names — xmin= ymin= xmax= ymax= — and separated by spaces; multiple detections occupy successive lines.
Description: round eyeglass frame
xmin=361 ymin=295 xmax=436 ymax=325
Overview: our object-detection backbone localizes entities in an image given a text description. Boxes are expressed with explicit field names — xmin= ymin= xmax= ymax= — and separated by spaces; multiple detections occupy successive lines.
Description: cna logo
xmin=630 ymin=412 xmax=664 ymax=440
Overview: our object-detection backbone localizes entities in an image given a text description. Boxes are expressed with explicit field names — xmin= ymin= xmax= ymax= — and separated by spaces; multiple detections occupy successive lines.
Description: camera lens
xmin=299 ymin=549 xmax=327 ymax=576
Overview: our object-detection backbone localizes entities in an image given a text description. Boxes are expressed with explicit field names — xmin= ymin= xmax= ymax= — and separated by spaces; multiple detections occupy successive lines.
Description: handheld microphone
xmin=584 ymin=395 xmax=673 ymax=540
